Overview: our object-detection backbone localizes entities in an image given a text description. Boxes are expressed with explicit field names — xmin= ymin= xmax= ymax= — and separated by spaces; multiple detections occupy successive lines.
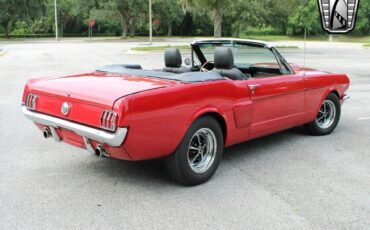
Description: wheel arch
xmin=185 ymin=108 xmax=229 ymax=145
xmin=325 ymin=86 xmax=340 ymax=98
xmin=315 ymin=87 xmax=340 ymax=115
xmin=329 ymin=90 xmax=340 ymax=99
xmin=200 ymin=112 xmax=227 ymax=142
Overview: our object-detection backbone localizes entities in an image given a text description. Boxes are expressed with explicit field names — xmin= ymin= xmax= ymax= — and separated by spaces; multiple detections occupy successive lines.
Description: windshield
xmin=198 ymin=43 xmax=279 ymax=68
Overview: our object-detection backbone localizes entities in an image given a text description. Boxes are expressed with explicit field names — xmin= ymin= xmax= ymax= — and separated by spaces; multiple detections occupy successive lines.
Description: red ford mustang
xmin=22 ymin=39 xmax=350 ymax=185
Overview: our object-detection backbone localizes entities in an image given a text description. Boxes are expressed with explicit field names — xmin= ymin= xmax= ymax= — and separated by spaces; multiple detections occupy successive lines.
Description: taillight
xmin=25 ymin=93 xmax=37 ymax=110
xmin=100 ymin=110 xmax=118 ymax=131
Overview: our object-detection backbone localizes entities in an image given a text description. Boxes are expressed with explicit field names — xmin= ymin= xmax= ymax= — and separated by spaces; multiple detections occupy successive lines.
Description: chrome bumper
xmin=22 ymin=105 xmax=127 ymax=147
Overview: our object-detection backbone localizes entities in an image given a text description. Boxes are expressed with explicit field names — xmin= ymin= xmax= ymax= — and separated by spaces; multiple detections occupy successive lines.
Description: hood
xmin=30 ymin=72 xmax=180 ymax=107
xmin=289 ymin=63 xmax=330 ymax=75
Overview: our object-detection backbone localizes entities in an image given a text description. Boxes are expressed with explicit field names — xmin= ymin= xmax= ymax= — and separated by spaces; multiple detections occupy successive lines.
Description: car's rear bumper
xmin=340 ymin=93 xmax=350 ymax=105
xmin=21 ymin=105 xmax=127 ymax=147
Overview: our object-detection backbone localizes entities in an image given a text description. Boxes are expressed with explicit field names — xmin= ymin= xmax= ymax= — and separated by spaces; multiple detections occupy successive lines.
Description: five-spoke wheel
xmin=165 ymin=116 xmax=223 ymax=186
xmin=187 ymin=128 xmax=217 ymax=174
xmin=315 ymin=100 xmax=336 ymax=129
xmin=305 ymin=93 xmax=341 ymax=135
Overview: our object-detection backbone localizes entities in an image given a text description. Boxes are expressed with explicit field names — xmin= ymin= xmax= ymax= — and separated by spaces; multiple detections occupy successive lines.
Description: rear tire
xmin=164 ymin=116 xmax=224 ymax=186
xmin=304 ymin=93 xmax=341 ymax=136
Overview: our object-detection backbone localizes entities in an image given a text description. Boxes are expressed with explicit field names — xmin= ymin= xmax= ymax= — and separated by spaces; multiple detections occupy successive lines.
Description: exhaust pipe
xmin=95 ymin=145 xmax=109 ymax=157
xmin=43 ymin=127 xmax=51 ymax=139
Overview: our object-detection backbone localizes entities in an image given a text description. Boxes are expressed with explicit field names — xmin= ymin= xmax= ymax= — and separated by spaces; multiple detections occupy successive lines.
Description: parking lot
xmin=0 ymin=39 xmax=369 ymax=229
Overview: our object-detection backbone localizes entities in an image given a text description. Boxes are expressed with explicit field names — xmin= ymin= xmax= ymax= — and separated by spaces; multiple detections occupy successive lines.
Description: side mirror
xmin=184 ymin=58 xmax=192 ymax=67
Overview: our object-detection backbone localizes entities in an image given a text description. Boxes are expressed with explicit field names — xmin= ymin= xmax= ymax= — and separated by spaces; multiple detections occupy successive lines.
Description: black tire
xmin=304 ymin=93 xmax=341 ymax=136
xmin=164 ymin=116 xmax=224 ymax=186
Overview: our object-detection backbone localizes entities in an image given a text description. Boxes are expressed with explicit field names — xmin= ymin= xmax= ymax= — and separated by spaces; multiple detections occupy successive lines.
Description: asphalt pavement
xmin=0 ymin=39 xmax=369 ymax=230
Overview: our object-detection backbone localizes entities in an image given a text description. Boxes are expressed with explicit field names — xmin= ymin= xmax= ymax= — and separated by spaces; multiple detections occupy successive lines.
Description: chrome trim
xmin=50 ymin=126 xmax=61 ymax=142
xmin=22 ymin=105 xmax=127 ymax=147
xmin=95 ymin=145 xmax=109 ymax=157
xmin=83 ymin=137 xmax=96 ymax=154
xmin=100 ymin=110 xmax=118 ymax=132
xmin=187 ymin=128 xmax=217 ymax=174
xmin=26 ymin=93 xmax=37 ymax=110
xmin=343 ymin=94 xmax=350 ymax=101
xmin=43 ymin=127 xmax=51 ymax=138
xmin=61 ymin=102 xmax=70 ymax=116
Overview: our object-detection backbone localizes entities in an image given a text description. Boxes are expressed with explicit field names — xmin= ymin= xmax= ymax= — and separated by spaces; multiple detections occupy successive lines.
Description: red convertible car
xmin=22 ymin=39 xmax=350 ymax=185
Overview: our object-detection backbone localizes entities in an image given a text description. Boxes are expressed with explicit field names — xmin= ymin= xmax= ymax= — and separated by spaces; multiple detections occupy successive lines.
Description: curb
xmin=0 ymin=48 xmax=7 ymax=57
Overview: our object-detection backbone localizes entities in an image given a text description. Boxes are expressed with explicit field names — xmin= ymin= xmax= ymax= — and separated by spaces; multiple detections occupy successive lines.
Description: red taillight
xmin=100 ymin=110 xmax=118 ymax=131
xmin=25 ymin=93 xmax=37 ymax=110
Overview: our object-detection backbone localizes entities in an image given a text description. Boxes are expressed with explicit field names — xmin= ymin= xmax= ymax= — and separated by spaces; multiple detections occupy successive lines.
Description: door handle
xmin=249 ymin=84 xmax=260 ymax=91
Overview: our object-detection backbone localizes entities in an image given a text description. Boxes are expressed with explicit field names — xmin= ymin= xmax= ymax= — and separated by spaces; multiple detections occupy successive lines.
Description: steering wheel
xmin=200 ymin=61 xmax=214 ymax=72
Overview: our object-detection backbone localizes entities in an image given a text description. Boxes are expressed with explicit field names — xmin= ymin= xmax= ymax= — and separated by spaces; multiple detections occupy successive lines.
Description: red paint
xmin=22 ymin=68 xmax=350 ymax=161
xmin=89 ymin=19 xmax=95 ymax=28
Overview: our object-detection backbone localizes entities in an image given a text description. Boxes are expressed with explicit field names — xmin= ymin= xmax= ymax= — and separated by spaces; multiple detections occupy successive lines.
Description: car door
xmin=245 ymin=47 xmax=305 ymax=135
xmin=247 ymin=74 xmax=305 ymax=135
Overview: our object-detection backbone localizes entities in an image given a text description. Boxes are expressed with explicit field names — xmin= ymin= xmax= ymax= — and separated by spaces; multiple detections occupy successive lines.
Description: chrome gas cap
xmin=61 ymin=102 xmax=71 ymax=116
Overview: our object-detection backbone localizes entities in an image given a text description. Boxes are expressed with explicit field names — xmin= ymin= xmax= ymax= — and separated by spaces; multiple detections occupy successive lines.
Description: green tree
xmin=153 ymin=0 xmax=184 ymax=36
xmin=104 ymin=0 xmax=147 ymax=38
xmin=262 ymin=0 xmax=300 ymax=33
xmin=353 ymin=0 xmax=370 ymax=35
xmin=287 ymin=0 xmax=323 ymax=35
xmin=181 ymin=0 xmax=230 ymax=37
xmin=0 ymin=0 xmax=43 ymax=37
xmin=0 ymin=0 xmax=20 ymax=37
xmin=226 ymin=0 xmax=261 ymax=37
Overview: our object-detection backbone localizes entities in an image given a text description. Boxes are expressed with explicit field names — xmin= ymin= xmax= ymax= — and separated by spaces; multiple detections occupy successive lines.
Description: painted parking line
xmin=0 ymin=48 xmax=7 ymax=57
xmin=357 ymin=117 xmax=370 ymax=120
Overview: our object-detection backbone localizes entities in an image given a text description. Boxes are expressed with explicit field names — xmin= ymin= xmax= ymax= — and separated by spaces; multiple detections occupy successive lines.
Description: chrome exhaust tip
xmin=95 ymin=145 xmax=109 ymax=157
xmin=43 ymin=127 xmax=51 ymax=139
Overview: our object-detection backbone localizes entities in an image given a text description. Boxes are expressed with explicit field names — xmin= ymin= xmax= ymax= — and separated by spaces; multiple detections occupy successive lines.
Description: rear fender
xmin=181 ymin=106 xmax=229 ymax=145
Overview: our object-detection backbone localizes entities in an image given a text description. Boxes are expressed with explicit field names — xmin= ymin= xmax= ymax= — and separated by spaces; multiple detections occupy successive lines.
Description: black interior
xmin=97 ymin=65 xmax=224 ymax=82
xmin=160 ymin=45 xmax=285 ymax=80
xmin=98 ymin=43 xmax=288 ymax=82
xmin=212 ymin=47 xmax=246 ymax=80
xmin=239 ymin=66 xmax=281 ymax=79
xmin=163 ymin=48 xmax=190 ymax=74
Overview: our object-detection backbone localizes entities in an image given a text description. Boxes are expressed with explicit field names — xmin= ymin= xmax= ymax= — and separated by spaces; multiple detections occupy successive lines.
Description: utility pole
xmin=303 ymin=0 xmax=308 ymax=75
xmin=54 ymin=0 xmax=59 ymax=41
xmin=149 ymin=0 xmax=152 ymax=45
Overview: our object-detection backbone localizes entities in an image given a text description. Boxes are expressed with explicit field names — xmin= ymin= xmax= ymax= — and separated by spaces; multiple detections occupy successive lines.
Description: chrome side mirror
xmin=184 ymin=58 xmax=192 ymax=67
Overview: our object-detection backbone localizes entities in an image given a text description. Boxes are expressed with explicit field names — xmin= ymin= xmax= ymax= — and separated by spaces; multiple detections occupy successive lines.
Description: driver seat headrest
xmin=214 ymin=47 xmax=234 ymax=69
xmin=164 ymin=48 xmax=182 ymax=68
xmin=163 ymin=48 xmax=190 ymax=73
xmin=212 ymin=47 xmax=245 ymax=80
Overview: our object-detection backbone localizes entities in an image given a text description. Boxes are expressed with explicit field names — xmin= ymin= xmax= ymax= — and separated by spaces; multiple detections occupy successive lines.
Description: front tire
xmin=304 ymin=93 xmax=341 ymax=136
xmin=165 ymin=116 xmax=224 ymax=186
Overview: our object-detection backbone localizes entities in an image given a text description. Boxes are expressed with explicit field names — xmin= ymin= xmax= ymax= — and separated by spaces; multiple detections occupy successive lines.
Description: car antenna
xmin=303 ymin=0 xmax=308 ymax=76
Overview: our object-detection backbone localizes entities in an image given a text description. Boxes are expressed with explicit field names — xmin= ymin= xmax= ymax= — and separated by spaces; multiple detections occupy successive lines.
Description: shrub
xmin=11 ymin=21 xmax=32 ymax=35
xmin=243 ymin=26 xmax=282 ymax=36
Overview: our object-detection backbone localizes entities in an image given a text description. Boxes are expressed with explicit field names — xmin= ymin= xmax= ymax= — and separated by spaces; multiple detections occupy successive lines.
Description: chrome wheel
xmin=187 ymin=128 xmax=217 ymax=174
xmin=316 ymin=100 xmax=336 ymax=129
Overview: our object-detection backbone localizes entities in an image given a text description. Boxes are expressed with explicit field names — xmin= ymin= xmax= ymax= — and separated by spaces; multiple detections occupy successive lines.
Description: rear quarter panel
xmin=115 ymin=80 xmax=251 ymax=160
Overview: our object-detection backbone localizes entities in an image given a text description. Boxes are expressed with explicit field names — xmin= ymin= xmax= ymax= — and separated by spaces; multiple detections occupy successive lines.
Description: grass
xmin=131 ymin=44 xmax=299 ymax=52
xmin=275 ymin=45 xmax=299 ymax=49
xmin=239 ymin=34 xmax=370 ymax=43
xmin=239 ymin=35 xmax=327 ymax=41
xmin=131 ymin=45 xmax=191 ymax=52
xmin=363 ymin=43 xmax=370 ymax=47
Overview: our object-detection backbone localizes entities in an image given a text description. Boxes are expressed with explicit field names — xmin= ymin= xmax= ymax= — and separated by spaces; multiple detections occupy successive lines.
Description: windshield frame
xmin=191 ymin=40 xmax=294 ymax=75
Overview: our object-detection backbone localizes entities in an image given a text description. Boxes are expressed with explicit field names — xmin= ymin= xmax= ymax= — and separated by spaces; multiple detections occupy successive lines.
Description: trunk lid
xmin=31 ymin=72 xmax=180 ymax=108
